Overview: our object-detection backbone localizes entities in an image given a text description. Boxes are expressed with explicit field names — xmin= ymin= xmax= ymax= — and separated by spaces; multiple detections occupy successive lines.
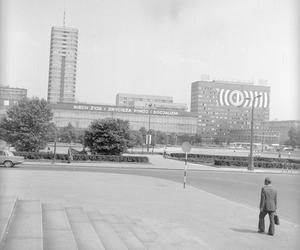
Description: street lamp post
xmin=261 ymin=122 xmax=265 ymax=153
xmin=146 ymin=104 xmax=152 ymax=153
xmin=52 ymin=127 xmax=57 ymax=164
xmin=248 ymin=95 xmax=262 ymax=171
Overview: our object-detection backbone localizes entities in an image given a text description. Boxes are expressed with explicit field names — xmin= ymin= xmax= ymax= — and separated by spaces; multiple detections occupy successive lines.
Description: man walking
xmin=258 ymin=177 xmax=278 ymax=235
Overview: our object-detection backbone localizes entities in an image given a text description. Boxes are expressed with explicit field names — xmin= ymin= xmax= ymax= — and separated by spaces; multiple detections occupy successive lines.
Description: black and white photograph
xmin=0 ymin=0 xmax=299 ymax=249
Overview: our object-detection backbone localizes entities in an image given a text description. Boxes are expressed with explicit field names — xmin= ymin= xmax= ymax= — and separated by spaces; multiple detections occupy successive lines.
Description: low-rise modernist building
xmin=229 ymin=129 xmax=280 ymax=145
xmin=191 ymin=80 xmax=270 ymax=143
xmin=262 ymin=120 xmax=300 ymax=144
xmin=116 ymin=93 xmax=187 ymax=111
xmin=51 ymin=102 xmax=197 ymax=135
xmin=0 ymin=85 xmax=27 ymax=119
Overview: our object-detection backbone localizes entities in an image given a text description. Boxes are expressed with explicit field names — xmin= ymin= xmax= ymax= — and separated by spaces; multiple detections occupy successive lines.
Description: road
xmin=11 ymin=163 xmax=300 ymax=225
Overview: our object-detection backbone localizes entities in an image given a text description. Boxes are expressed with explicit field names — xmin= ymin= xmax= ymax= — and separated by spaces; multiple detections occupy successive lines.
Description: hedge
xmin=168 ymin=153 xmax=300 ymax=169
xmin=13 ymin=151 xmax=149 ymax=163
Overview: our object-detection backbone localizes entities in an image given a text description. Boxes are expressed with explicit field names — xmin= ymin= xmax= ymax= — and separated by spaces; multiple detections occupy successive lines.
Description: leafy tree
xmin=285 ymin=127 xmax=300 ymax=147
xmin=76 ymin=131 xmax=85 ymax=144
xmin=213 ymin=137 xmax=221 ymax=145
xmin=155 ymin=131 xmax=168 ymax=145
xmin=84 ymin=118 xmax=131 ymax=155
xmin=139 ymin=127 xmax=147 ymax=144
xmin=128 ymin=130 xmax=144 ymax=147
xmin=177 ymin=134 xmax=201 ymax=145
xmin=58 ymin=122 xmax=77 ymax=143
xmin=0 ymin=98 xmax=54 ymax=152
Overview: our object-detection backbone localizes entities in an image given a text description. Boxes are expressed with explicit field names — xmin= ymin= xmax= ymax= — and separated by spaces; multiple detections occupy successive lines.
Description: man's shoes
xmin=268 ymin=233 xmax=274 ymax=236
xmin=258 ymin=230 xmax=264 ymax=233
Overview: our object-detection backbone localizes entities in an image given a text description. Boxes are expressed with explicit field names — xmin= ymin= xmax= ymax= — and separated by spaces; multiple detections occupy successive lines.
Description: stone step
xmin=142 ymin=219 xmax=206 ymax=250
xmin=65 ymin=207 xmax=105 ymax=250
xmin=42 ymin=203 xmax=78 ymax=250
xmin=102 ymin=213 xmax=146 ymax=250
xmin=3 ymin=199 xmax=43 ymax=250
xmin=118 ymin=217 xmax=170 ymax=250
xmin=87 ymin=210 xmax=128 ymax=250
xmin=0 ymin=196 xmax=17 ymax=245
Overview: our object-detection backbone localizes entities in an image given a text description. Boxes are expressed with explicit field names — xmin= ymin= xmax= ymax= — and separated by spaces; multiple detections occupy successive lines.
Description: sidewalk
xmin=22 ymin=154 xmax=299 ymax=174
xmin=1 ymin=168 xmax=299 ymax=249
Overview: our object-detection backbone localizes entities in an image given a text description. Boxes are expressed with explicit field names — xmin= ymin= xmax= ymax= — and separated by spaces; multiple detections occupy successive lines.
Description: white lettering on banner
xmin=153 ymin=110 xmax=179 ymax=115
xmin=107 ymin=107 xmax=133 ymax=113
xmin=134 ymin=109 xmax=149 ymax=114
xmin=90 ymin=106 xmax=103 ymax=111
xmin=70 ymin=104 xmax=183 ymax=116
xmin=73 ymin=105 xmax=89 ymax=110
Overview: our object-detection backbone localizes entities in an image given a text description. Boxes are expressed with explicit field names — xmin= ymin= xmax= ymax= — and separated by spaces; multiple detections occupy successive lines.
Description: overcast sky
xmin=0 ymin=0 xmax=299 ymax=120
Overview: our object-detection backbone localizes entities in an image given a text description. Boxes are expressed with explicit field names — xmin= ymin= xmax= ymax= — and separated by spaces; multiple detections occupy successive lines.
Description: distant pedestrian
xmin=67 ymin=147 xmax=73 ymax=163
xmin=258 ymin=177 xmax=278 ymax=235
xmin=163 ymin=146 xmax=167 ymax=158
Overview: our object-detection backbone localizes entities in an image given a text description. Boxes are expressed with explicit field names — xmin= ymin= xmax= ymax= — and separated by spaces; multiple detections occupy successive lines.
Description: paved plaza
xmin=0 ymin=155 xmax=299 ymax=249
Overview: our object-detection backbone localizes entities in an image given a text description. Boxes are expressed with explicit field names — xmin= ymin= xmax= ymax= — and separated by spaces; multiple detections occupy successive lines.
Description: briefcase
xmin=274 ymin=214 xmax=280 ymax=225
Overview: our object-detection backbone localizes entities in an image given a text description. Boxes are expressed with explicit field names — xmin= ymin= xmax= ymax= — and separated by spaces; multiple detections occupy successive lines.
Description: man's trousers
xmin=258 ymin=210 xmax=275 ymax=235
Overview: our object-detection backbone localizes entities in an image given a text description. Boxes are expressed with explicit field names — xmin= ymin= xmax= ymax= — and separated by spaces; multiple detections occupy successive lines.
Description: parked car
xmin=0 ymin=150 xmax=24 ymax=167
xmin=283 ymin=147 xmax=294 ymax=152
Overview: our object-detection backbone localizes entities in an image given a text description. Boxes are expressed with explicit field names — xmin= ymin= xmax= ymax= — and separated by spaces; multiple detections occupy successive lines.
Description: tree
xmin=286 ymin=127 xmax=300 ymax=147
xmin=0 ymin=98 xmax=54 ymax=152
xmin=155 ymin=131 xmax=168 ymax=145
xmin=139 ymin=127 xmax=147 ymax=144
xmin=128 ymin=130 xmax=144 ymax=147
xmin=84 ymin=118 xmax=131 ymax=155
xmin=59 ymin=122 xmax=77 ymax=143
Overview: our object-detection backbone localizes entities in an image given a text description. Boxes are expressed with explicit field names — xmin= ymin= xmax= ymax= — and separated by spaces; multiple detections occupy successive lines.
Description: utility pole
xmin=146 ymin=104 xmax=152 ymax=153
xmin=261 ymin=122 xmax=265 ymax=152
xmin=248 ymin=95 xmax=261 ymax=171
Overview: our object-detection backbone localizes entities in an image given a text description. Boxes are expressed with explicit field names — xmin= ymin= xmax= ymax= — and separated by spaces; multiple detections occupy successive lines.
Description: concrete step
xmin=142 ymin=219 xmax=205 ymax=250
xmin=102 ymin=213 xmax=146 ymax=250
xmin=42 ymin=203 xmax=78 ymax=250
xmin=65 ymin=207 xmax=105 ymax=250
xmin=119 ymin=216 xmax=164 ymax=250
xmin=0 ymin=196 xmax=17 ymax=245
xmin=87 ymin=210 xmax=128 ymax=250
xmin=3 ymin=199 xmax=43 ymax=250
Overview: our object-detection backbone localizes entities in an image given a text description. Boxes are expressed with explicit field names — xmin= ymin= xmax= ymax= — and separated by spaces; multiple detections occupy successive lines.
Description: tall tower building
xmin=47 ymin=26 xmax=78 ymax=103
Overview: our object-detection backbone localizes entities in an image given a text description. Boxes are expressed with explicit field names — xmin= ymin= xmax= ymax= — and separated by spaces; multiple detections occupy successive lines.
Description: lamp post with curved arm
xmin=248 ymin=94 xmax=262 ymax=171
xmin=146 ymin=104 xmax=152 ymax=153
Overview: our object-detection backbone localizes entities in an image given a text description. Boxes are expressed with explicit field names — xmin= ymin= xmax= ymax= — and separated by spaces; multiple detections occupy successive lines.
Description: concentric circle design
xmin=228 ymin=90 xmax=244 ymax=107
xmin=218 ymin=89 xmax=269 ymax=108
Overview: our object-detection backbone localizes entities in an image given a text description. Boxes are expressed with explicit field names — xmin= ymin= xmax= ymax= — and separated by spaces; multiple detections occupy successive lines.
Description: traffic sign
xmin=181 ymin=142 xmax=191 ymax=153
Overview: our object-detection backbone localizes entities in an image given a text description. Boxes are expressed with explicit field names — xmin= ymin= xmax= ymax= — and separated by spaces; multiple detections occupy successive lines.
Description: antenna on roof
xmin=63 ymin=1 xmax=66 ymax=26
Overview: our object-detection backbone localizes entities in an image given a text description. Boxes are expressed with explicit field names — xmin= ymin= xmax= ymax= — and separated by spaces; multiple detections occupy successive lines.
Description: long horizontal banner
xmin=52 ymin=103 xmax=196 ymax=117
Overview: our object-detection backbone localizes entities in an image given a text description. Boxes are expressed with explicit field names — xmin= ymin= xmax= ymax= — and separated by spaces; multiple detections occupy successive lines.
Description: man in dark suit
xmin=258 ymin=177 xmax=277 ymax=235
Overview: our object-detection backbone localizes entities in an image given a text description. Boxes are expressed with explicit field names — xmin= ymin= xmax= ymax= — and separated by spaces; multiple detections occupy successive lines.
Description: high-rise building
xmin=47 ymin=26 xmax=78 ymax=104
xmin=191 ymin=80 xmax=270 ymax=143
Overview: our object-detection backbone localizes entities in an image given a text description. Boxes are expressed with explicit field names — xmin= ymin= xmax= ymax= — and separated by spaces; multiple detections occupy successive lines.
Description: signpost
xmin=181 ymin=142 xmax=192 ymax=188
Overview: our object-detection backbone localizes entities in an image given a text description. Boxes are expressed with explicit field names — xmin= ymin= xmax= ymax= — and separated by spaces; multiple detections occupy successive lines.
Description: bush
xmin=13 ymin=151 xmax=149 ymax=163
xmin=168 ymin=153 xmax=300 ymax=169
